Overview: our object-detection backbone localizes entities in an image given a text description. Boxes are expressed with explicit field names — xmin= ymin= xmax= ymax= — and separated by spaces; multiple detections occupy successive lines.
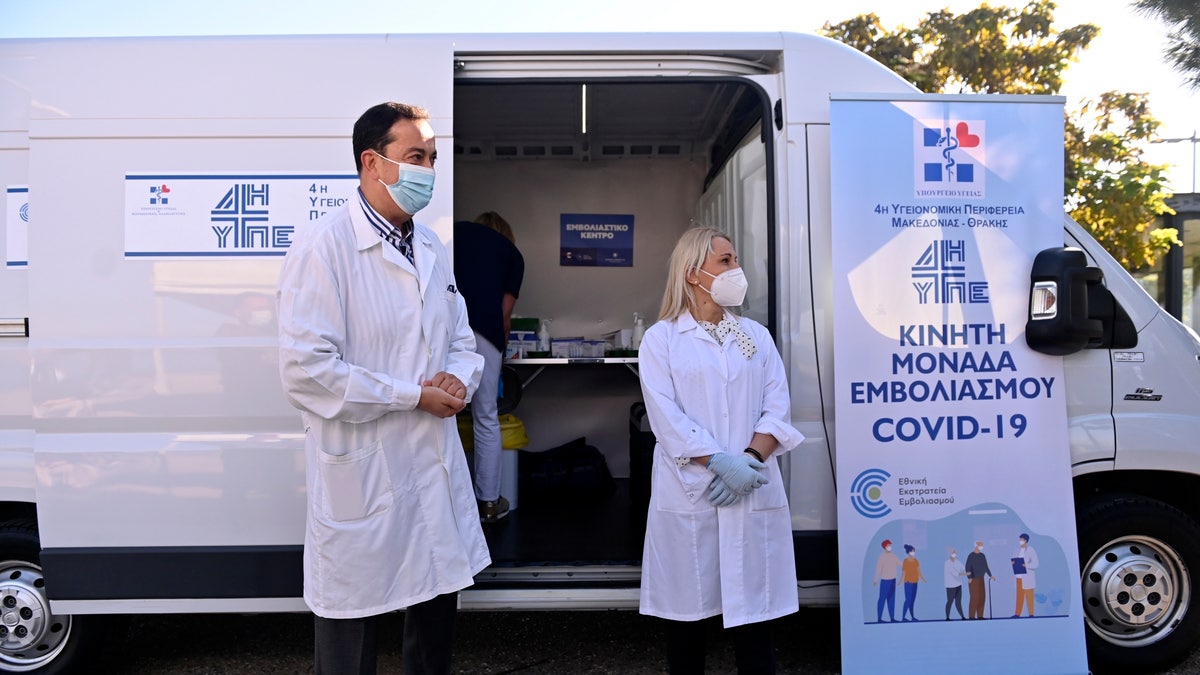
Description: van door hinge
xmin=773 ymin=99 xmax=783 ymax=131
xmin=0 ymin=318 xmax=29 ymax=338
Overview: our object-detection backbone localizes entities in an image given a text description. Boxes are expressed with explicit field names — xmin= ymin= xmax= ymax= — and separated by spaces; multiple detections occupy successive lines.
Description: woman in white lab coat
xmin=638 ymin=227 xmax=804 ymax=674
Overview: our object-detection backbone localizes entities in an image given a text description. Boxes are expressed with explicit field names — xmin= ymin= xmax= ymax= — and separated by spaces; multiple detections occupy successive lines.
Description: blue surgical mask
xmin=374 ymin=151 xmax=435 ymax=216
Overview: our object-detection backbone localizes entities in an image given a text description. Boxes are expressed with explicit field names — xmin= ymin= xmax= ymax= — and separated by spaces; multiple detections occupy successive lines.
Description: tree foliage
xmin=1066 ymin=93 xmax=1179 ymax=269
xmin=822 ymin=0 xmax=1178 ymax=269
xmin=1135 ymin=0 xmax=1200 ymax=90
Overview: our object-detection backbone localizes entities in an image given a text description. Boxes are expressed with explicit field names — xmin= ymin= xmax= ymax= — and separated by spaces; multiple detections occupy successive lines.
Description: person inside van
xmin=637 ymin=226 xmax=804 ymax=674
xmin=453 ymin=211 xmax=524 ymax=523
xmin=277 ymin=101 xmax=488 ymax=675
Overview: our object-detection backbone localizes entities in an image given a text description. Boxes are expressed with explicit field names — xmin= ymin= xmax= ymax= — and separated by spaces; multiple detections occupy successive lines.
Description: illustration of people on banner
xmin=860 ymin=508 xmax=1069 ymax=624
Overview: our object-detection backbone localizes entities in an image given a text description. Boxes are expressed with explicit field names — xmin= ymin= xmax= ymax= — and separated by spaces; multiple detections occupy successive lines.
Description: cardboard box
xmin=550 ymin=338 xmax=582 ymax=358
xmin=582 ymin=340 xmax=608 ymax=357
xmin=507 ymin=330 xmax=538 ymax=358
xmin=549 ymin=338 xmax=609 ymax=358
xmin=510 ymin=317 xmax=540 ymax=332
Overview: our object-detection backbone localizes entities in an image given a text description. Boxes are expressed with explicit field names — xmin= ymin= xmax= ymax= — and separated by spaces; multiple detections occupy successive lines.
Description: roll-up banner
xmin=831 ymin=94 xmax=1087 ymax=674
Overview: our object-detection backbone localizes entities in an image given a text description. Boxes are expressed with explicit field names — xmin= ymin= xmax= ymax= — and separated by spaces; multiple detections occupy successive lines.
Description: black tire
xmin=0 ymin=519 xmax=110 ymax=674
xmin=1077 ymin=495 xmax=1200 ymax=674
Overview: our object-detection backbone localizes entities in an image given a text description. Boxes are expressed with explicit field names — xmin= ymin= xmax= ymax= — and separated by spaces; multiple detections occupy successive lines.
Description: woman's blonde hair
xmin=658 ymin=227 xmax=732 ymax=321
xmin=475 ymin=211 xmax=515 ymax=244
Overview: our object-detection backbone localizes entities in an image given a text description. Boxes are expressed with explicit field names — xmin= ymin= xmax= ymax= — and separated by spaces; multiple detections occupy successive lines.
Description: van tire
xmin=1077 ymin=495 xmax=1200 ymax=674
xmin=0 ymin=519 xmax=109 ymax=674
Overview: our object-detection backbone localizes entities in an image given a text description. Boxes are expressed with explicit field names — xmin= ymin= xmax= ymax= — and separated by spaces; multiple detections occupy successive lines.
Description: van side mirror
xmin=1086 ymin=281 xmax=1138 ymax=350
xmin=1025 ymin=247 xmax=1104 ymax=355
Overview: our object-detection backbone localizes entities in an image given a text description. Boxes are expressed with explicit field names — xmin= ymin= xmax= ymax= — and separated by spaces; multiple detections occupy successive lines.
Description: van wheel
xmin=0 ymin=520 xmax=104 ymax=674
xmin=1077 ymin=495 xmax=1200 ymax=674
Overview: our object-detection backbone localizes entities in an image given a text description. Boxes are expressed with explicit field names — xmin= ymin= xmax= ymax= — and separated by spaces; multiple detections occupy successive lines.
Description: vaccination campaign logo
xmin=851 ymin=468 xmax=892 ymax=518
xmin=911 ymin=239 xmax=989 ymax=305
xmin=914 ymin=119 xmax=985 ymax=199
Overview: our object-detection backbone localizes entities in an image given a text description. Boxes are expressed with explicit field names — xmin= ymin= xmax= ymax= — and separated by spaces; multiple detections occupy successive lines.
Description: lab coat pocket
xmin=748 ymin=463 xmax=788 ymax=512
xmin=318 ymin=440 xmax=393 ymax=522
xmin=653 ymin=455 xmax=712 ymax=514
xmin=441 ymin=290 xmax=459 ymax=338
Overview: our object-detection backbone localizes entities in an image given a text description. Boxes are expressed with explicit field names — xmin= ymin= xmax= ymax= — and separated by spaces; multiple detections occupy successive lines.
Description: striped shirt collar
xmin=357 ymin=187 xmax=413 ymax=247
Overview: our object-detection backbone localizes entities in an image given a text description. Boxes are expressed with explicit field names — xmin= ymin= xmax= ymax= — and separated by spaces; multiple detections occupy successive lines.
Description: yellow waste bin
xmin=458 ymin=413 xmax=528 ymax=509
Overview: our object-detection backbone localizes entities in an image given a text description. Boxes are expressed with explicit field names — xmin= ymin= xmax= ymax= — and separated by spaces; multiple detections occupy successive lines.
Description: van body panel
xmin=0 ymin=436 xmax=35 ymax=504
xmin=1110 ymin=311 xmax=1200 ymax=473
xmin=14 ymin=35 xmax=454 ymax=123
xmin=15 ymin=35 xmax=454 ymax=559
xmin=35 ymin=433 xmax=306 ymax=548
xmin=0 ymin=67 xmax=31 ymax=517
xmin=779 ymin=32 xmax=917 ymax=125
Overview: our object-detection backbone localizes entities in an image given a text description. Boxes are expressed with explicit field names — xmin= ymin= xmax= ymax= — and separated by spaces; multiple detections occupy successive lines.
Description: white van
xmin=1 ymin=32 xmax=1198 ymax=673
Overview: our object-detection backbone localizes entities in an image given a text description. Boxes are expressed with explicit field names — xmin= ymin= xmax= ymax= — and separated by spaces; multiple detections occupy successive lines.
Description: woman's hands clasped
xmin=705 ymin=452 xmax=768 ymax=506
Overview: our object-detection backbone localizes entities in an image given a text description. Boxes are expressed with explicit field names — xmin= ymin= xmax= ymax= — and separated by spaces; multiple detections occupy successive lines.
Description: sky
xmin=2 ymin=0 xmax=1197 ymax=193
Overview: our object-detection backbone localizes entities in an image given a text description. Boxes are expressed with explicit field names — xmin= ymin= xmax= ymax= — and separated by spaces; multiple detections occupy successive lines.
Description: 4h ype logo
xmin=911 ymin=239 xmax=989 ymax=305
xmin=210 ymin=183 xmax=290 ymax=250
xmin=914 ymin=119 xmax=985 ymax=198
xmin=148 ymin=184 xmax=171 ymax=205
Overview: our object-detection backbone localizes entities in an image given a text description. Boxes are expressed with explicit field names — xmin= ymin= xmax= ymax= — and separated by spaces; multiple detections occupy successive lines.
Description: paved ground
xmin=98 ymin=609 xmax=1200 ymax=674
xmin=101 ymin=609 xmax=834 ymax=674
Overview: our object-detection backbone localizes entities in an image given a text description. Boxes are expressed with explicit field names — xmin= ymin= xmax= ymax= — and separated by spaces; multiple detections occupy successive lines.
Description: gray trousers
xmin=314 ymin=591 xmax=458 ymax=675
xmin=470 ymin=330 xmax=503 ymax=502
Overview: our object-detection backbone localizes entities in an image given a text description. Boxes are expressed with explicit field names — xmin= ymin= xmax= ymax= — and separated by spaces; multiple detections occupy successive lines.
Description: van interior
xmin=451 ymin=78 xmax=773 ymax=566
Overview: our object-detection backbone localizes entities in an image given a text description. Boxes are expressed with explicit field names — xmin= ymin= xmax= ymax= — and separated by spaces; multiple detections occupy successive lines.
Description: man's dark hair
xmin=352 ymin=102 xmax=430 ymax=173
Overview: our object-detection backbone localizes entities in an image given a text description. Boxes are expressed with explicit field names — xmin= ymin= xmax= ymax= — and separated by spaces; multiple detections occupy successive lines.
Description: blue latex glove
xmin=706 ymin=451 xmax=768 ymax=495
xmin=707 ymin=475 xmax=741 ymax=507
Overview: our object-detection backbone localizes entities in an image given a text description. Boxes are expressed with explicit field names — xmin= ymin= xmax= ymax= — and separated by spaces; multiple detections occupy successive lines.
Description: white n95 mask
xmin=700 ymin=268 xmax=748 ymax=307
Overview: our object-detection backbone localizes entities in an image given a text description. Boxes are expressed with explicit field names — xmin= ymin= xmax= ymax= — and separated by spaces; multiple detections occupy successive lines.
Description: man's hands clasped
xmin=417 ymin=371 xmax=467 ymax=418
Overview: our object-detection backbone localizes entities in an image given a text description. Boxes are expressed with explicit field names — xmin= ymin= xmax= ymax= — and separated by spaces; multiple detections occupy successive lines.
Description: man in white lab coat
xmin=277 ymin=102 xmax=487 ymax=675
xmin=1012 ymin=533 xmax=1039 ymax=618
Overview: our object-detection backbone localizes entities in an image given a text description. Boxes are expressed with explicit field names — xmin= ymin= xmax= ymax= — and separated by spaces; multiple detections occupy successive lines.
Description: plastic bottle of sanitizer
xmin=631 ymin=313 xmax=645 ymax=350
